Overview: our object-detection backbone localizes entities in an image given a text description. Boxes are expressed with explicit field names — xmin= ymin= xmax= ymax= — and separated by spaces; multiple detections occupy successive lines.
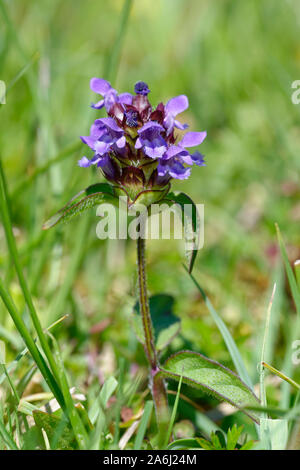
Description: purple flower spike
xmin=80 ymin=78 xmax=207 ymax=189
xmin=134 ymin=81 xmax=150 ymax=96
xmin=164 ymin=95 xmax=189 ymax=135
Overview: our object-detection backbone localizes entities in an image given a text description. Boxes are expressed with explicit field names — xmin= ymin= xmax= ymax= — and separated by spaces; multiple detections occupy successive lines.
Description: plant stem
xmin=136 ymin=237 xmax=157 ymax=369
xmin=136 ymin=236 xmax=169 ymax=437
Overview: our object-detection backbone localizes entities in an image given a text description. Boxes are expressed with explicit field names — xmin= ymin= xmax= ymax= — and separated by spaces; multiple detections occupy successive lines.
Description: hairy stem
xmin=136 ymin=236 xmax=169 ymax=435
xmin=137 ymin=237 xmax=157 ymax=368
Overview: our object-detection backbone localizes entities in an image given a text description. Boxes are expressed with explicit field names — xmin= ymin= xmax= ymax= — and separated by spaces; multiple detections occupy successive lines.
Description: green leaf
xmin=276 ymin=224 xmax=300 ymax=316
xmin=226 ymin=424 xmax=244 ymax=450
xmin=133 ymin=294 xmax=181 ymax=352
xmin=100 ymin=376 xmax=118 ymax=408
xmin=196 ymin=425 xmax=252 ymax=450
xmin=160 ymin=192 xmax=201 ymax=273
xmin=43 ymin=182 xmax=118 ymax=229
xmin=196 ymin=437 xmax=217 ymax=450
xmin=260 ymin=418 xmax=288 ymax=450
xmin=159 ymin=350 xmax=260 ymax=423
xmin=33 ymin=411 xmax=76 ymax=450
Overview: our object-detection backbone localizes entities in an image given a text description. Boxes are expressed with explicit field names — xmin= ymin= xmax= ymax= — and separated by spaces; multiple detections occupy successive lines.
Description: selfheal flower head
xmin=79 ymin=78 xmax=207 ymax=203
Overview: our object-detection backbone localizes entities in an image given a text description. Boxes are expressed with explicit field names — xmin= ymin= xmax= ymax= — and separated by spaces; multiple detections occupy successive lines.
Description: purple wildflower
xmin=79 ymin=78 xmax=207 ymax=198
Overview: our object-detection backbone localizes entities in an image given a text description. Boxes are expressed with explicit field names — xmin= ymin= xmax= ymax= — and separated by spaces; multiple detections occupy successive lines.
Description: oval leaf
xmin=43 ymin=182 xmax=117 ymax=229
xmin=159 ymin=350 xmax=260 ymax=423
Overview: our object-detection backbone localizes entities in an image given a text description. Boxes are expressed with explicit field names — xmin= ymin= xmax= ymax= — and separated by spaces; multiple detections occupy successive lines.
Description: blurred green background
xmin=1 ymin=0 xmax=300 ymax=428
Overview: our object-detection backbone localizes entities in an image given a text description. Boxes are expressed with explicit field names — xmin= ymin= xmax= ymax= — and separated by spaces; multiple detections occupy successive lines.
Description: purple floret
xmin=134 ymin=81 xmax=150 ymax=96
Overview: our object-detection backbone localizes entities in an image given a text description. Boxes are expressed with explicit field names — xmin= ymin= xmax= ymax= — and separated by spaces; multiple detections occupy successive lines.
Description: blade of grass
xmin=276 ymin=225 xmax=300 ymax=409
xmin=259 ymin=283 xmax=276 ymax=450
xmin=0 ymin=315 xmax=67 ymax=386
xmin=276 ymin=224 xmax=300 ymax=316
xmin=0 ymin=278 xmax=65 ymax=408
xmin=47 ymin=332 xmax=88 ymax=449
xmin=163 ymin=373 xmax=183 ymax=448
xmin=280 ymin=316 xmax=300 ymax=409
xmin=105 ymin=0 xmax=134 ymax=83
xmin=295 ymin=260 xmax=300 ymax=289
xmin=134 ymin=401 xmax=153 ymax=450
xmin=0 ymin=160 xmax=63 ymax=388
xmin=88 ymin=376 xmax=118 ymax=425
xmin=113 ymin=358 xmax=125 ymax=447
xmin=0 ymin=418 xmax=18 ymax=450
xmin=184 ymin=266 xmax=253 ymax=389
xmin=253 ymin=263 xmax=283 ymax=380
xmin=262 ymin=362 xmax=300 ymax=391
xmin=5 ymin=52 xmax=40 ymax=96
xmin=260 ymin=284 xmax=276 ymax=411
xmin=11 ymin=141 xmax=81 ymax=199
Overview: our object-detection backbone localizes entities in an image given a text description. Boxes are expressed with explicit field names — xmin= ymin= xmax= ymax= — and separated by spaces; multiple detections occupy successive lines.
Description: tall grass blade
xmin=185 ymin=267 xmax=253 ymax=389
xmin=262 ymin=362 xmax=300 ymax=391
xmin=48 ymin=333 xmax=88 ymax=449
xmin=0 ymin=418 xmax=18 ymax=450
xmin=0 ymin=160 xmax=62 ymax=388
xmin=0 ymin=278 xmax=65 ymax=408
xmin=134 ymin=401 xmax=153 ymax=450
xmin=276 ymin=224 xmax=300 ymax=316
xmin=105 ymin=0 xmax=134 ymax=83
xmin=164 ymin=373 xmax=183 ymax=448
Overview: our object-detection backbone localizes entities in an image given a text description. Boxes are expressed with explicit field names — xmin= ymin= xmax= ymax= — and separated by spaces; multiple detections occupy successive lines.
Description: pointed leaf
xmin=159 ymin=350 xmax=260 ymax=423
xmin=43 ymin=182 xmax=118 ymax=229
